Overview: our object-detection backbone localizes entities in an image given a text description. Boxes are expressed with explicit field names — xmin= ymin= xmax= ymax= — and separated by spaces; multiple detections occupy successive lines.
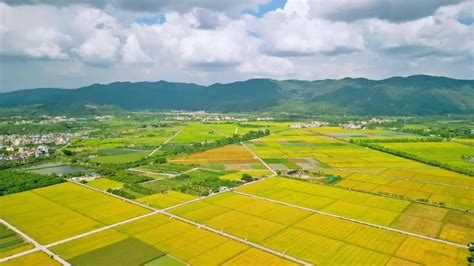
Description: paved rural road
xmin=0 ymin=219 xmax=70 ymax=265
xmin=147 ymin=127 xmax=185 ymax=158
xmin=240 ymin=141 xmax=277 ymax=176
xmin=234 ymin=191 xmax=467 ymax=249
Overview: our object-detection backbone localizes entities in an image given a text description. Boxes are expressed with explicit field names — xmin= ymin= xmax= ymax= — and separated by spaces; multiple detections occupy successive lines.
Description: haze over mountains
xmin=1 ymin=75 xmax=473 ymax=115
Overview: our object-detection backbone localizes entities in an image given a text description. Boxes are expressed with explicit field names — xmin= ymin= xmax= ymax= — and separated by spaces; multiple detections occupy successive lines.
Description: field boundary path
xmin=0 ymin=219 xmax=70 ymax=265
xmin=235 ymin=190 xmax=467 ymax=249
xmin=137 ymin=167 xmax=199 ymax=185
xmin=146 ymin=127 xmax=185 ymax=158
xmin=241 ymin=141 xmax=277 ymax=176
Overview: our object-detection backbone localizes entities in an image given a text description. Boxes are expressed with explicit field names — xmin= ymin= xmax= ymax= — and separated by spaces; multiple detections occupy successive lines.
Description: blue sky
xmin=242 ymin=0 xmax=287 ymax=17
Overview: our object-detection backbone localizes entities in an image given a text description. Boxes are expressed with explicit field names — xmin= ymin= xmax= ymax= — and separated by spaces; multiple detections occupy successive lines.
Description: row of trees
xmin=0 ymin=170 xmax=64 ymax=196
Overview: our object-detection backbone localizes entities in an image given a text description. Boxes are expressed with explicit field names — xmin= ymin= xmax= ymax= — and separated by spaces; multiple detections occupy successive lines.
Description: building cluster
xmin=340 ymin=118 xmax=394 ymax=130
xmin=289 ymin=121 xmax=329 ymax=129
xmin=165 ymin=111 xmax=249 ymax=122
xmin=0 ymin=132 xmax=85 ymax=161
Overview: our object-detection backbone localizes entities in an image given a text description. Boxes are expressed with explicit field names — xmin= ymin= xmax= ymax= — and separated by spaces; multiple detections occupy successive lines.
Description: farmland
xmin=1 ymin=117 xmax=473 ymax=265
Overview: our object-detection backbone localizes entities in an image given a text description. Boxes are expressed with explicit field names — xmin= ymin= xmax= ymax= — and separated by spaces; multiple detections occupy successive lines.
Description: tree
xmin=241 ymin=173 xmax=254 ymax=182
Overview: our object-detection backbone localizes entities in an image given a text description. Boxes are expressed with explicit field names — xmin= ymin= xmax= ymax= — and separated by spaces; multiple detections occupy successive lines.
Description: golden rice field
xmin=170 ymin=144 xmax=259 ymax=164
xmin=87 ymin=177 xmax=124 ymax=191
xmin=236 ymin=177 xmax=474 ymax=245
xmin=379 ymin=141 xmax=474 ymax=170
xmin=1 ymin=251 xmax=60 ymax=266
xmin=333 ymin=170 xmax=474 ymax=210
xmin=170 ymin=191 xmax=468 ymax=265
xmin=135 ymin=190 xmax=195 ymax=209
xmin=0 ymin=182 xmax=150 ymax=244
xmin=50 ymin=213 xmax=295 ymax=266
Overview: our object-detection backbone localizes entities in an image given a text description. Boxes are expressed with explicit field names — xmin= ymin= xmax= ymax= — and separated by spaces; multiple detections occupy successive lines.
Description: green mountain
xmin=0 ymin=75 xmax=472 ymax=115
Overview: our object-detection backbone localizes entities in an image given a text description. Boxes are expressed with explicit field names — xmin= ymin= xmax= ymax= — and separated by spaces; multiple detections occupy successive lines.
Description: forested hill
xmin=0 ymin=75 xmax=472 ymax=115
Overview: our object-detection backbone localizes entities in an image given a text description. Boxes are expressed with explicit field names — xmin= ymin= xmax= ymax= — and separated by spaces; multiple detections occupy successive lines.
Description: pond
xmin=26 ymin=162 xmax=87 ymax=175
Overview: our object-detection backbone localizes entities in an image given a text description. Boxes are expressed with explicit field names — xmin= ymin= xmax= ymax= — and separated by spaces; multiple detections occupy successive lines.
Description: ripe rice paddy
xmin=170 ymin=191 xmax=468 ymax=265
xmin=0 ymin=182 xmax=150 ymax=244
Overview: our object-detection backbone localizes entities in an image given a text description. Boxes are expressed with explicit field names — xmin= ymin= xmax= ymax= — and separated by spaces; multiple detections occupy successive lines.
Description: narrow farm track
xmin=137 ymin=167 xmax=199 ymax=185
xmin=147 ymin=127 xmax=185 ymax=158
xmin=240 ymin=141 xmax=277 ymax=176
xmin=0 ymin=219 xmax=70 ymax=265
xmin=234 ymin=190 xmax=467 ymax=249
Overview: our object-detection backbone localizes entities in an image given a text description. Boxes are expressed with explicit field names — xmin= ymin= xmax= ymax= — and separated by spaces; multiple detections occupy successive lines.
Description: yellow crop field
xmin=136 ymin=191 xmax=195 ymax=209
xmin=223 ymin=248 xmax=297 ymax=266
xmin=345 ymin=226 xmax=407 ymax=254
xmin=50 ymin=229 xmax=128 ymax=259
xmin=395 ymin=237 xmax=468 ymax=265
xmin=32 ymin=183 xmax=150 ymax=225
xmin=1 ymin=251 xmax=60 ymax=266
xmin=294 ymin=214 xmax=358 ymax=240
xmin=390 ymin=214 xmax=442 ymax=237
xmin=187 ymin=240 xmax=249 ymax=265
xmin=87 ymin=178 xmax=124 ymax=191
xmin=0 ymin=183 xmax=149 ymax=244
xmin=205 ymin=210 xmax=286 ymax=243
xmin=170 ymin=145 xmax=258 ymax=164
xmin=263 ymin=227 xmax=343 ymax=264
xmin=51 ymin=213 xmax=296 ymax=265
xmin=236 ymin=177 xmax=474 ymax=244
xmin=439 ymin=223 xmax=474 ymax=244
xmin=403 ymin=203 xmax=448 ymax=221
xmin=0 ymin=191 xmax=102 ymax=244
xmin=0 ymin=243 xmax=34 ymax=259
xmin=322 ymin=244 xmax=391 ymax=265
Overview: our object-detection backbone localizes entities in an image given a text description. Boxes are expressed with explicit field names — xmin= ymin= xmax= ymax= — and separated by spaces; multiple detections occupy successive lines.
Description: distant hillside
xmin=0 ymin=75 xmax=472 ymax=115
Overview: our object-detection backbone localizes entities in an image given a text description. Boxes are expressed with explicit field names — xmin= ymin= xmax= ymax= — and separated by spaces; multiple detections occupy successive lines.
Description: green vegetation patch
xmin=69 ymin=237 xmax=164 ymax=266
xmin=141 ymin=169 xmax=238 ymax=196
xmin=0 ymin=170 xmax=64 ymax=196
xmin=0 ymin=224 xmax=28 ymax=253
xmin=145 ymin=255 xmax=185 ymax=266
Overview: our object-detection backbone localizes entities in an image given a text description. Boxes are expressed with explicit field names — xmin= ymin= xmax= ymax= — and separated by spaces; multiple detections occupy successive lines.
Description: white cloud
xmin=74 ymin=30 xmax=120 ymax=65
xmin=252 ymin=0 xmax=364 ymax=56
xmin=121 ymin=34 xmax=152 ymax=64
xmin=0 ymin=0 xmax=472 ymax=91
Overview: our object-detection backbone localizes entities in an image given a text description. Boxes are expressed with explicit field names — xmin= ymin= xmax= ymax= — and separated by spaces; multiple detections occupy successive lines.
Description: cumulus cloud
xmin=74 ymin=30 xmax=120 ymax=65
xmin=308 ymin=0 xmax=466 ymax=22
xmin=0 ymin=0 xmax=472 ymax=91
xmin=249 ymin=0 xmax=364 ymax=56
xmin=121 ymin=34 xmax=152 ymax=64
xmin=365 ymin=2 xmax=474 ymax=58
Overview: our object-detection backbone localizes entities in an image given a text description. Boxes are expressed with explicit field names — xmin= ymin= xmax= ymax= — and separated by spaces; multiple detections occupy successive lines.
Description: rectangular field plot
xmin=87 ymin=178 xmax=124 ymax=191
xmin=0 ymin=182 xmax=150 ymax=244
xmin=1 ymin=251 xmax=60 ymax=266
xmin=336 ymin=170 xmax=474 ymax=210
xmin=135 ymin=191 xmax=195 ymax=209
xmin=379 ymin=141 xmax=474 ymax=171
xmin=170 ymin=144 xmax=258 ymax=164
xmin=51 ymin=213 xmax=295 ymax=266
xmin=0 ymin=224 xmax=34 ymax=259
xmin=169 ymin=191 xmax=468 ymax=265
xmin=236 ymin=177 xmax=473 ymax=245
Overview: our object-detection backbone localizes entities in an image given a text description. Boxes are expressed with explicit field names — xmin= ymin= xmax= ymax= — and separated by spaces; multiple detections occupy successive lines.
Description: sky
xmin=0 ymin=0 xmax=473 ymax=91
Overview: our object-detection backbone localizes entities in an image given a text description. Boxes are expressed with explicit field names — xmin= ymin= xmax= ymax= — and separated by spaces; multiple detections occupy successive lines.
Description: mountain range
xmin=0 ymin=75 xmax=472 ymax=115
